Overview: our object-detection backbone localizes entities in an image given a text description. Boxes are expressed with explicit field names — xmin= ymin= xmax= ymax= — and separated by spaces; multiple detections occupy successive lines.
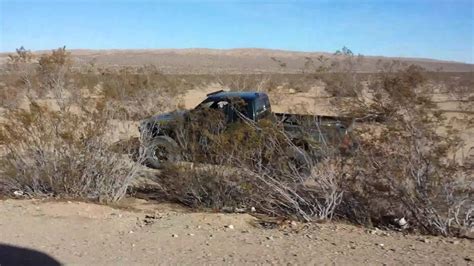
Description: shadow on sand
xmin=0 ymin=244 xmax=61 ymax=266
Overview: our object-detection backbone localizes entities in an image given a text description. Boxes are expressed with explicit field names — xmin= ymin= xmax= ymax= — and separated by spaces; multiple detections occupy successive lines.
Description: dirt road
xmin=0 ymin=199 xmax=472 ymax=265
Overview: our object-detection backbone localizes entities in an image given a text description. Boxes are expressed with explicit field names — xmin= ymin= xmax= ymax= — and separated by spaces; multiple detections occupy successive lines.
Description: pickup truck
xmin=139 ymin=90 xmax=355 ymax=169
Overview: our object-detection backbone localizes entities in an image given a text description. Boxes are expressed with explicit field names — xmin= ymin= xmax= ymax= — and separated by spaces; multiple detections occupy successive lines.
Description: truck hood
xmin=147 ymin=110 xmax=187 ymax=123
xmin=139 ymin=110 xmax=187 ymax=131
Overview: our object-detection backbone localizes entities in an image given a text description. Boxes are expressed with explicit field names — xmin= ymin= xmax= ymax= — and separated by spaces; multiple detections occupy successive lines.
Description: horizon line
xmin=0 ymin=47 xmax=472 ymax=65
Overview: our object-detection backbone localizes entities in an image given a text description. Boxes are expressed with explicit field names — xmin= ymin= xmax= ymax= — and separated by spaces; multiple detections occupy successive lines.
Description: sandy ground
xmin=0 ymin=199 xmax=472 ymax=265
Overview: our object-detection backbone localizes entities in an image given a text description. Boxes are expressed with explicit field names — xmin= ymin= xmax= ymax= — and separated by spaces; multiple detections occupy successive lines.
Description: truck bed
xmin=273 ymin=112 xmax=353 ymax=128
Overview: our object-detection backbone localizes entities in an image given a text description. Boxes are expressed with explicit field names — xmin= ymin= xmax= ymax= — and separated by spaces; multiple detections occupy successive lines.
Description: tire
xmin=141 ymin=136 xmax=181 ymax=169
xmin=286 ymin=146 xmax=313 ymax=179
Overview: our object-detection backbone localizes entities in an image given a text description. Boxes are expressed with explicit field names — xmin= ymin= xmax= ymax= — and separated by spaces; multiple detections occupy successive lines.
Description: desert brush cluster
xmin=0 ymin=47 xmax=472 ymax=237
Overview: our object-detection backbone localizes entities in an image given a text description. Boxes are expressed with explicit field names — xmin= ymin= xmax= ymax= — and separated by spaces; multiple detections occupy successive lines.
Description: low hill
xmin=1 ymin=48 xmax=473 ymax=74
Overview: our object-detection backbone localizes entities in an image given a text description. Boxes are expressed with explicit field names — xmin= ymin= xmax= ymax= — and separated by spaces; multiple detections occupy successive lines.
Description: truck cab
xmin=195 ymin=90 xmax=272 ymax=123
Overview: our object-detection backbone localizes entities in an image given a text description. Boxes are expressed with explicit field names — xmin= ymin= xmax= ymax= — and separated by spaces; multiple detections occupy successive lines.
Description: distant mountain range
xmin=1 ymin=48 xmax=472 ymax=74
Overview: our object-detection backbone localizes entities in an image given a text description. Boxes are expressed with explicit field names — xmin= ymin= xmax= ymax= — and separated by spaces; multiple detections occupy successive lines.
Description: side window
xmin=255 ymin=98 xmax=267 ymax=114
xmin=229 ymin=99 xmax=250 ymax=122
xmin=255 ymin=97 xmax=270 ymax=120
xmin=215 ymin=100 xmax=229 ymax=110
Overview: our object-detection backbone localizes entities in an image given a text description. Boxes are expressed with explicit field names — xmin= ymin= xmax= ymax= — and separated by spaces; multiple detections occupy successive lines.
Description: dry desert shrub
xmin=0 ymin=103 xmax=142 ymax=202
xmin=1 ymin=47 xmax=182 ymax=115
xmin=0 ymin=47 xmax=175 ymax=202
xmin=143 ymin=107 xmax=351 ymax=221
xmin=215 ymin=74 xmax=272 ymax=92
xmin=1 ymin=47 xmax=36 ymax=107
xmin=157 ymin=158 xmax=345 ymax=221
xmin=327 ymin=59 xmax=473 ymax=236
xmin=0 ymin=47 xmax=149 ymax=201
xmin=150 ymin=54 xmax=472 ymax=236
xmin=315 ymin=47 xmax=364 ymax=97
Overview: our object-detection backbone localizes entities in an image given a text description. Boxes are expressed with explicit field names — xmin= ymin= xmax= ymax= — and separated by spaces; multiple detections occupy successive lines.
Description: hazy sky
xmin=1 ymin=0 xmax=473 ymax=63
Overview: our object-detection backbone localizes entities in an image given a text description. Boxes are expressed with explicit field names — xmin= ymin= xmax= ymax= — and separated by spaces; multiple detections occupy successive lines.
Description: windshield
xmin=196 ymin=97 xmax=253 ymax=121
xmin=197 ymin=99 xmax=231 ymax=110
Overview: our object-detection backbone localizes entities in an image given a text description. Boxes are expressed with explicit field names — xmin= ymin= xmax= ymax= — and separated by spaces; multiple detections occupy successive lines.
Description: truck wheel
xmin=141 ymin=136 xmax=181 ymax=169
xmin=287 ymin=146 xmax=313 ymax=179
